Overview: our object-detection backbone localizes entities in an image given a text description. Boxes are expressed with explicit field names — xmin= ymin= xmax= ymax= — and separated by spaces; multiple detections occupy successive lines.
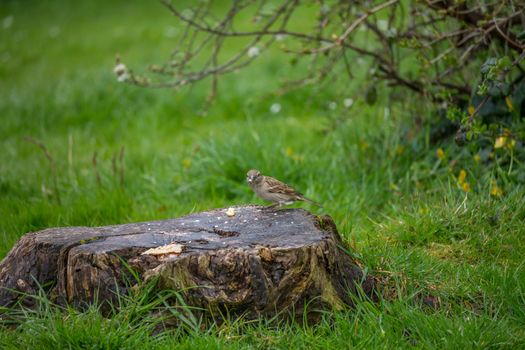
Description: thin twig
xmin=93 ymin=151 xmax=102 ymax=188
xmin=492 ymin=17 xmax=525 ymax=51
xmin=467 ymin=95 xmax=490 ymax=126
xmin=123 ymin=0 xmax=524 ymax=107
xmin=314 ymin=0 xmax=400 ymax=53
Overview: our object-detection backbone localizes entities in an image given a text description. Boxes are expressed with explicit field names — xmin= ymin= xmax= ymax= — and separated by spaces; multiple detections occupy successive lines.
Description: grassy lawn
xmin=1 ymin=0 xmax=524 ymax=348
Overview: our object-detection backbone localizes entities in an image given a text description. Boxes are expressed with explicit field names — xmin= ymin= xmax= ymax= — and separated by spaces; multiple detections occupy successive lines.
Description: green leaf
xmin=480 ymin=58 xmax=497 ymax=75
xmin=498 ymin=56 xmax=512 ymax=69
xmin=488 ymin=84 xmax=502 ymax=98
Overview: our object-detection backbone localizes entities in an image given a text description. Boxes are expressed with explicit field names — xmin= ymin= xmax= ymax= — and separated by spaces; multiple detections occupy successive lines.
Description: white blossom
xmin=377 ymin=19 xmax=388 ymax=31
xmin=270 ymin=103 xmax=281 ymax=114
xmin=3 ymin=16 xmax=13 ymax=29
xmin=320 ymin=5 xmax=331 ymax=15
xmin=386 ymin=28 xmax=398 ymax=38
xmin=344 ymin=98 xmax=354 ymax=108
xmin=113 ymin=63 xmax=129 ymax=82
xmin=247 ymin=46 xmax=260 ymax=58
xmin=328 ymin=101 xmax=337 ymax=110
xmin=164 ymin=26 xmax=178 ymax=38
xmin=275 ymin=34 xmax=286 ymax=41
xmin=117 ymin=72 xmax=129 ymax=82
xmin=49 ymin=26 xmax=60 ymax=38
xmin=114 ymin=63 xmax=126 ymax=75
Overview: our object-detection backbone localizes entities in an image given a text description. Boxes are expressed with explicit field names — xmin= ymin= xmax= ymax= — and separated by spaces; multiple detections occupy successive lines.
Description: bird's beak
xmin=247 ymin=177 xmax=253 ymax=183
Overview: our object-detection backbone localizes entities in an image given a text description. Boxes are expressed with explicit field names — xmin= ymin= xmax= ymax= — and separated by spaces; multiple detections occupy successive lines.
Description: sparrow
xmin=246 ymin=169 xmax=320 ymax=208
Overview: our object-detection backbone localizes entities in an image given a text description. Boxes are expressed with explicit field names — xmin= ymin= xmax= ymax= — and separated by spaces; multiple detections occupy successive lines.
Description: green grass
xmin=1 ymin=0 xmax=525 ymax=348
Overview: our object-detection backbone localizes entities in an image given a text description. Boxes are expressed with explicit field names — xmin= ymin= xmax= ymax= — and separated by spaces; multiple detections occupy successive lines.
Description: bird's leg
xmin=273 ymin=202 xmax=286 ymax=211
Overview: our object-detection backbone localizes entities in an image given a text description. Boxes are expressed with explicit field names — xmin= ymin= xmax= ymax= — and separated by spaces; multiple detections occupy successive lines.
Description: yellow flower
xmin=457 ymin=169 xmax=467 ymax=185
xmin=505 ymin=96 xmax=514 ymax=112
xmin=473 ymin=154 xmax=480 ymax=163
xmin=436 ymin=148 xmax=445 ymax=160
xmin=508 ymin=139 xmax=516 ymax=149
xmin=285 ymin=147 xmax=302 ymax=161
xmin=396 ymin=145 xmax=405 ymax=156
xmin=419 ymin=207 xmax=429 ymax=215
xmin=182 ymin=158 xmax=192 ymax=169
xmin=457 ymin=170 xmax=471 ymax=192
xmin=490 ymin=180 xmax=503 ymax=197
xmin=389 ymin=182 xmax=400 ymax=191
xmin=468 ymin=105 xmax=475 ymax=115
xmin=494 ymin=136 xmax=507 ymax=149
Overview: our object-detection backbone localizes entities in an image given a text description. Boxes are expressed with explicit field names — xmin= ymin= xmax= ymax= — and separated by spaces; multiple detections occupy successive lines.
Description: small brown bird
xmin=246 ymin=169 xmax=320 ymax=208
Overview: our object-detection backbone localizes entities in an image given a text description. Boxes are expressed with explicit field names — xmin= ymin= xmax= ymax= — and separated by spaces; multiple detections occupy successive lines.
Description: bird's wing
xmin=264 ymin=176 xmax=302 ymax=196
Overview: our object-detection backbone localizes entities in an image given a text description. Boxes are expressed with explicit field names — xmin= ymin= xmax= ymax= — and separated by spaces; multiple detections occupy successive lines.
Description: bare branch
xmin=117 ymin=0 xmax=524 ymax=114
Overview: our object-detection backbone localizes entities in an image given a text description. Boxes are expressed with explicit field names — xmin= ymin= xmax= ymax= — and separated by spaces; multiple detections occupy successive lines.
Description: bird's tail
xmin=300 ymin=196 xmax=322 ymax=207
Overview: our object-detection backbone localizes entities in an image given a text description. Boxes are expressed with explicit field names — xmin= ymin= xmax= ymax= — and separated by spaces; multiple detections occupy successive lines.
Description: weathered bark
xmin=0 ymin=206 xmax=373 ymax=321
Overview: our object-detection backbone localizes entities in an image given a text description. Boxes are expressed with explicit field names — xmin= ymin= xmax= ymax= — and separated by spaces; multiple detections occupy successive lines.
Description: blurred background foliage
xmin=125 ymin=0 xmax=525 ymax=147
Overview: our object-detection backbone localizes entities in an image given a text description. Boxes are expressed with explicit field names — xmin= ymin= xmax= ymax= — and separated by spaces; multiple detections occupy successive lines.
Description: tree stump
xmin=0 ymin=206 xmax=373 ymax=321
